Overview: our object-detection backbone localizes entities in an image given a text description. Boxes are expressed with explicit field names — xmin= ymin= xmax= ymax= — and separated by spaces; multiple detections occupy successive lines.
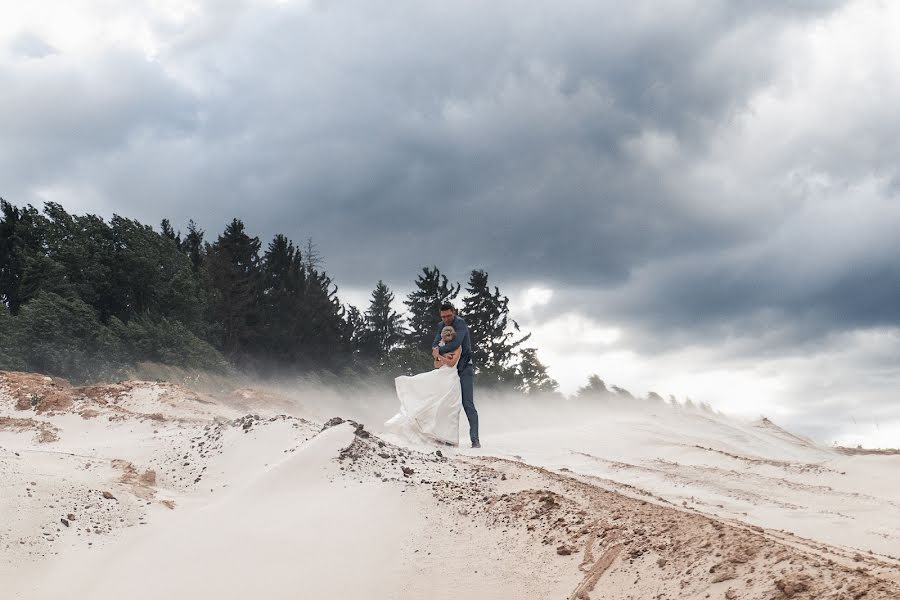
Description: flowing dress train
xmin=386 ymin=365 xmax=461 ymax=446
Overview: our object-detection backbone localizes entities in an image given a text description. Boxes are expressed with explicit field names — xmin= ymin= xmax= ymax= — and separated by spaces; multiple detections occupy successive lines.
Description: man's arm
xmin=431 ymin=324 xmax=443 ymax=349
xmin=435 ymin=348 xmax=461 ymax=367
xmin=438 ymin=321 xmax=466 ymax=354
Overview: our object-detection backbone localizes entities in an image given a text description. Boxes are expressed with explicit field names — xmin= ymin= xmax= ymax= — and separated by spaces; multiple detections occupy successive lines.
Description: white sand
xmin=472 ymin=401 xmax=900 ymax=558
xmin=2 ymin=371 xmax=899 ymax=599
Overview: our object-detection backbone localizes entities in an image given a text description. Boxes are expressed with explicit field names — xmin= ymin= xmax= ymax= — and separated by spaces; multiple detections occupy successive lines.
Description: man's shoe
xmin=471 ymin=441 xmax=481 ymax=449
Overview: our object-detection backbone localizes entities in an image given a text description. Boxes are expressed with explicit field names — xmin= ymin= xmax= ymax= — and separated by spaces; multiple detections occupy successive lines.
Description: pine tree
xmin=205 ymin=219 xmax=262 ymax=359
xmin=299 ymin=267 xmax=349 ymax=368
xmin=461 ymin=269 xmax=530 ymax=387
xmin=403 ymin=266 xmax=460 ymax=351
xmin=182 ymin=220 xmax=205 ymax=270
xmin=576 ymin=374 xmax=611 ymax=400
xmin=259 ymin=234 xmax=305 ymax=364
xmin=39 ymin=203 xmax=117 ymax=321
xmin=160 ymin=218 xmax=180 ymax=244
xmin=362 ymin=280 xmax=406 ymax=361
xmin=515 ymin=347 xmax=559 ymax=394
xmin=0 ymin=199 xmax=47 ymax=313
xmin=0 ymin=303 xmax=23 ymax=370
xmin=342 ymin=305 xmax=366 ymax=358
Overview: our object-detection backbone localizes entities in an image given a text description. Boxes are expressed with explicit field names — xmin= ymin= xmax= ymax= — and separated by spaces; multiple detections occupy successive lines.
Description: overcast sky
xmin=2 ymin=0 xmax=898 ymax=446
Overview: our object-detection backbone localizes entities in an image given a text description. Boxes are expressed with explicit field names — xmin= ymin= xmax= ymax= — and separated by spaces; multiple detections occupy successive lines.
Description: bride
xmin=385 ymin=326 xmax=462 ymax=446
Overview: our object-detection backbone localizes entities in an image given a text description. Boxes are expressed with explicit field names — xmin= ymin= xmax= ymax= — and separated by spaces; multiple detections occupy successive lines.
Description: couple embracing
xmin=385 ymin=303 xmax=480 ymax=449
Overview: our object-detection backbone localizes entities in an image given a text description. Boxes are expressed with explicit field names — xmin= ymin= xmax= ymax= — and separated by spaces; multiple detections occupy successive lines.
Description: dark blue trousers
xmin=459 ymin=365 xmax=478 ymax=444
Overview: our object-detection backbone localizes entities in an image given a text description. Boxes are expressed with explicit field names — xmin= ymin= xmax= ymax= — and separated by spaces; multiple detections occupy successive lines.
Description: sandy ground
xmin=2 ymin=370 xmax=899 ymax=599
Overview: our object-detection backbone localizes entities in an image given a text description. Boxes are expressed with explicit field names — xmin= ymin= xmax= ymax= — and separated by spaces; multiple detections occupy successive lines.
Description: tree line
xmin=0 ymin=199 xmax=558 ymax=393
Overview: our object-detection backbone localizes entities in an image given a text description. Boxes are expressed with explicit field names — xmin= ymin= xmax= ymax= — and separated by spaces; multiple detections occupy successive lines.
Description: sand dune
xmin=2 ymin=370 xmax=899 ymax=599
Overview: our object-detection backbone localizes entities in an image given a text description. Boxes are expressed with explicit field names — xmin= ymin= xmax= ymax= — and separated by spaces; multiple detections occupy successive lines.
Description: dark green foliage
xmin=108 ymin=215 xmax=206 ymax=331
xmin=0 ymin=304 xmax=24 ymax=371
xmin=361 ymin=280 xmax=406 ymax=361
xmin=9 ymin=291 xmax=122 ymax=382
xmin=461 ymin=269 xmax=530 ymax=387
xmin=0 ymin=199 xmax=556 ymax=389
xmin=182 ymin=220 xmax=205 ymax=270
xmin=299 ymin=268 xmax=350 ymax=368
xmin=205 ymin=219 xmax=262 ymax=359
xmin=1 ymin=200 xmax=51 ymax=313
xmin=258 ymin=234 xmax=305 ymax=365
xmin=111 ymin=315 xmax=227 ymax=372
xmin=342 ymin=305 xmax=366 ymax=359
xmin=160 ymin=218 xmax=179 ymax=243
xmin=516 ymin=347 xmax=559 ymax=394
xmin=40 ymin=203 xmax=117 ymax=320
xmin=403 ymin=266 xmax=460 ymax=351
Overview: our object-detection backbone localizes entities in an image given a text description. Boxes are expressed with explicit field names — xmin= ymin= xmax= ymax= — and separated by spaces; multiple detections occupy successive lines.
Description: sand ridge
xmin=2 ymin=370 xmax=900 ymax=599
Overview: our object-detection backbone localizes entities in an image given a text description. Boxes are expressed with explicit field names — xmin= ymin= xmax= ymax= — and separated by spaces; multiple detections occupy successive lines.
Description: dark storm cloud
xmin=4 ymin=0 xmax=893 ymax=354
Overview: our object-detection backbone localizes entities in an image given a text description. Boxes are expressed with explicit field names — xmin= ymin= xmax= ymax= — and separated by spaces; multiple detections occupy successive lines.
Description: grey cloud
xmin=0 ymin=48 xmax=197 ymax=194
xmin=4 ymin=0 xmax=890 ymax=355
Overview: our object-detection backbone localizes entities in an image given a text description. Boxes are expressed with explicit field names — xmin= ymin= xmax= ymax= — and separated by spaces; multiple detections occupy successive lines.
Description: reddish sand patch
xmin=0 ymin=416 xmax=60 ymax=443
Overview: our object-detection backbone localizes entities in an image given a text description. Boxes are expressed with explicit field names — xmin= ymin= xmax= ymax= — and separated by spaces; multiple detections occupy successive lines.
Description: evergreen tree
xmin=205 ymin=219 xmax=262 ymax=359
xmin=40 ymin=203 xmax=117 ymax=321
xmin=160 ymin=218 xmax=180 ymax=243
xmin=182 ymin=220 xmax=205 ymax=270
xmin=1 ymin=200 xmax=559 ymax=388
xmin=299 ymin=268 xmax=349 ymax=368
xmin=515 ymin=347 xmax=559 ymax=394
xmin=0 ymin=200 xmax=47 ymax=313
xmin=108 ymin=215 xmax=204 ymax=329
xmin=342 ymin=305 xmax=366 ymax=359
xmin=576 ymin=374 xmax=611 ymax=400
xmin=362 ymin=280 xmax=406 ymax=361
xmin=461 ymin=269 xmax=530 ymax=387
xmin=10 ymin=291 xmax=123 ymax=381
xmin=403 ymin=266 xmax=460 ymax=351
xmin=0 ymin=303 xmax=24 ymax=371
xmin=611 ymin=385 xmax=635 ymax=400
xmin=259 ymin=234 xmax=305 ymax=364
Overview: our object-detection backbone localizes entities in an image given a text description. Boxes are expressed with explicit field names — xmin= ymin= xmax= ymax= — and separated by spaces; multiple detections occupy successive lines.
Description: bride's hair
xmin=441 ymin=326 xmax=456 ymax=340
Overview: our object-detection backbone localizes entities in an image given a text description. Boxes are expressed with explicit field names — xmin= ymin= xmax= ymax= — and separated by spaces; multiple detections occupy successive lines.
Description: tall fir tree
xmin=341 ymin=304 xmax=366 ymax=359
xmin=182 ymin=220 xmax=205 ymax=270
xmin=299 ymin=267 xmax=349 ymax=368
xmin=259 ymin=234 xmax=305 ymax=364
xmin=205 ymin=219 xmax=262 ymax=359
xmin=403 ymin=266 xmax=460 ymax=351
xmin=461 ymin=269 xmax=530 ymax=387
xmin=160 ymin=218 xmax=180 ymax=244
xmin=362 ymin=280 xmax=406 ymax=362
xmin=515 ymin=347 xmax=559 ymax=395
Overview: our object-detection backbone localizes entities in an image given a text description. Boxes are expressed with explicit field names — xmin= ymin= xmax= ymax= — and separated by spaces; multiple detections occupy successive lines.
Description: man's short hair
xmin=439 ymin=302 xmax=455 ymax=313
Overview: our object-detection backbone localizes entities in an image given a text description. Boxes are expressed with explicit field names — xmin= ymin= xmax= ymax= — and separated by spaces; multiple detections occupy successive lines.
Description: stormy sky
xmin=2 ymin=1 xmax=898 ymax=445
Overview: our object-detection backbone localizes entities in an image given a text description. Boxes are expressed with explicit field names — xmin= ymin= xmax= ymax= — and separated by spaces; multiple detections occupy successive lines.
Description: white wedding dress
xmin=386 ymin=365 xmax=461 ymax=446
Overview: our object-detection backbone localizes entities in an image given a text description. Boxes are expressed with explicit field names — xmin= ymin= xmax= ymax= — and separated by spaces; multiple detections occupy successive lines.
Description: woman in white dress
xmin=385 ymin=326 xmax=462 ymax=446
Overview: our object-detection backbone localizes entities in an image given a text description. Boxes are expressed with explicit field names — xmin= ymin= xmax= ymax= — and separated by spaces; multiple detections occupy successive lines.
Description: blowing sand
xmin=2 ymin=370 xmax=899 ymax=599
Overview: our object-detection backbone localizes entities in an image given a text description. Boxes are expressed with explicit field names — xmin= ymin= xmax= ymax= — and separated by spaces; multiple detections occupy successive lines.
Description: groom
xmin=431 ymin=302 xmax=479 ymax=448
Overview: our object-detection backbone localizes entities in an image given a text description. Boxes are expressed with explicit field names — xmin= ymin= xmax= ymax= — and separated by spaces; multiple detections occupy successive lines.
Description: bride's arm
xmin=444 ymin=348 xmax=461 ymax=368
xmin=434 ymin=349 xmax=460 ymax=368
